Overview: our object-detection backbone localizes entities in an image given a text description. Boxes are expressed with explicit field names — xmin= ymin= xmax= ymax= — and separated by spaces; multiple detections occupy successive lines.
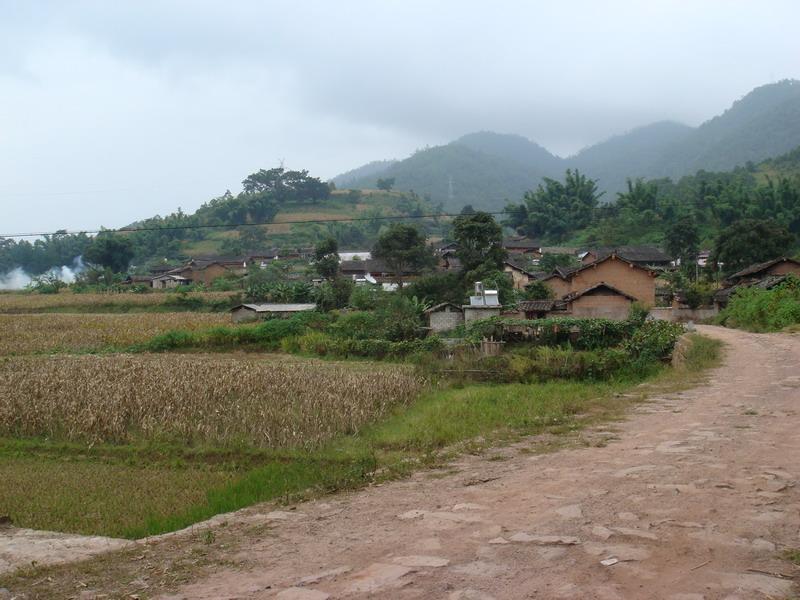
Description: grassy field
xmin=0 ymin=313 xmax=229 ymax=355
xmin=0 ymin=290 xmax=237 ymax=313
xmin=0 ymin=335 xmax=720 ymax=539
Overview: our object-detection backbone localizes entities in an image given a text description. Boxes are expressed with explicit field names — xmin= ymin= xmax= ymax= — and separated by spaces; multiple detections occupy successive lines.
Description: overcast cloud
xmin=2 ymin=0 xmax=799 ymax=234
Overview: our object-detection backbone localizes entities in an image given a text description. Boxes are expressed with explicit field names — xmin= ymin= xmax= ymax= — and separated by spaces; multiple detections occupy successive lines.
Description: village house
xmin=230 ymin=303 xmax=317 ymax=323
xmin=713 ymin=257 xmax=800 ymax=308
xmin=539 ymin=253 xmax=658 ymax=316
xmin=725 ymin=256 xmax=800 ymax=285
xmin=339 ymin=259 xmax=419 ymax=289
xmin=502 ymin=236 xmax=541 ymax=256
xmin=580 ymin=246 xmax=672 ymax=269
xmin=517 ymin=282 xmax=637 ymax=320
xmin=503 ymin=260 xmax=545 ymax=290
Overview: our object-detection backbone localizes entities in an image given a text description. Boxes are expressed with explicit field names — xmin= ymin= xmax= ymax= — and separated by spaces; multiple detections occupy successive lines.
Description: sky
xmin=1 ymin=0 xmax=799 ymax=234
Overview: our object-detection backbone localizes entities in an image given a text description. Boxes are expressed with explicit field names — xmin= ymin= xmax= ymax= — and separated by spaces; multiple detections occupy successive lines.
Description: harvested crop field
xmin=0 ymin=291 xmax=235 ymax=313
xmin=0 ymin=354 xmax=426 ymax=448
xmin=0 ymin=313 xmax=229 ymax=355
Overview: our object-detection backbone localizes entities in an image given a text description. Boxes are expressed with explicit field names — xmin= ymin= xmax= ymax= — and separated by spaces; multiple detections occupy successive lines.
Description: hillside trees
xmin=84 ymin=235 xmax=135 ymax=273
xmin=712 ymin=219 xmax=795 ymax=275
xmin=505 ymin=170 xmax=603 ymax=241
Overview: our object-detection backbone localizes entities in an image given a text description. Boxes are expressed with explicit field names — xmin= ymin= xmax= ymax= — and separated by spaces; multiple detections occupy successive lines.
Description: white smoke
xmin=0 ymin=267 xmax=33 ymax=290
xmin=0 ymin=256 xmax=85 ymax=290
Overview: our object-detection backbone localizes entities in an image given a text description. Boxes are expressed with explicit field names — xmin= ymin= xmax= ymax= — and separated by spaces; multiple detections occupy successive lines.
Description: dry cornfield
xmin=0 ymin=313 xmax=229 ymax=355
xmin=0 ymin=290 xmax=235 ymax=312
xmin=0 ymin=354 xmax=426 ymax=448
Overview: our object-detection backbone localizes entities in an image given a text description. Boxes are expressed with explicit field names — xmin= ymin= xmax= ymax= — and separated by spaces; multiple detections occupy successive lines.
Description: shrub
xmin=623 ymin=320 xmax=684 ymax=363
xmin=719 ymin=275 xmax=800 ymax=331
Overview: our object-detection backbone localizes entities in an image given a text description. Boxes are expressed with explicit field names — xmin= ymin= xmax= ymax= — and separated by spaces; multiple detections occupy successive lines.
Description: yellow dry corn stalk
xmin=0 ymin=354 xmax=425 ymax=449
xmin=0 ymin=291 xmax=235 ymax=312
xmin=0 ymin=313 xmax=228 ymax=355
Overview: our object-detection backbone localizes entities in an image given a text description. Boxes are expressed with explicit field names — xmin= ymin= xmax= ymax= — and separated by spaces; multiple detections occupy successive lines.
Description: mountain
xmin=340 ymin=133 xmax=563 ymax=211
xmin=331 ymin=159 xmax=397 ymax=188
xmin=336 ymin=80 xmax=800 ymax=210
xmin=570 ymin=121 xmax=693 ymax=193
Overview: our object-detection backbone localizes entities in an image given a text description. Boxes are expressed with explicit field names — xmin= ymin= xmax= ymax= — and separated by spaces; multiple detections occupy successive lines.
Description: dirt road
xmin=140 ymin=326 xmax=797 ymax=599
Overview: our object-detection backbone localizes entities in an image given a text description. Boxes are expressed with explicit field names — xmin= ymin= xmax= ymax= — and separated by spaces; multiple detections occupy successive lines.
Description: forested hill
xmin=337 ymin=80 xmax=800 ymax=211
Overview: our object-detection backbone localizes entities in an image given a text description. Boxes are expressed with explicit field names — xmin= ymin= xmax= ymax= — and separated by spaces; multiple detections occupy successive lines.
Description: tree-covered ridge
xmin=338 ymin=80 xmax=800 ymax=211
xmin=0 ymin=167 xmax=444 ymax=277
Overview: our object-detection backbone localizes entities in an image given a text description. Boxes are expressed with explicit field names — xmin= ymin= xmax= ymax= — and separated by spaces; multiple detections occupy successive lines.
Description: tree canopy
xmin=372 ymin=224 xmax=434 ymax=284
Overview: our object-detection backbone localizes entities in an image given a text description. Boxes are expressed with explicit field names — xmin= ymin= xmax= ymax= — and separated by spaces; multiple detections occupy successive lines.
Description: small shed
xmin=152 ymin=274 xmax=191 ymax=289
xmin=230 ymin=303 xmax=317 ymax=323
xmin=424 ymin=302 xmax=464 ymax=332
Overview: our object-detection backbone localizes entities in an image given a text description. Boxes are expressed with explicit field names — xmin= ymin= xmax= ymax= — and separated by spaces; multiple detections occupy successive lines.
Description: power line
xmin=1 ymin=211 xmax=508 ymax=239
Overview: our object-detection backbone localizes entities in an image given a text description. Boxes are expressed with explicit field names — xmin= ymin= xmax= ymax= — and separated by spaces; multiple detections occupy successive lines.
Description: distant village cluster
xmin=123 ymin=237 xmax=800 ymax=330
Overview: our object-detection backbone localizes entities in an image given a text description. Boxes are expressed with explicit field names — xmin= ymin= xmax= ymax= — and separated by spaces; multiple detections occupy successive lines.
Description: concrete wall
xmin=569 ymin=293 xmax=632 ymax=320
xmin=428 ymin=307 xmax=464 ymax=332
xmin=463 ymin=306 xmax=502 ymax=324
xmin=569 ymin=257 xmax=656 ymax=306
xmin=650 ymin=307 xmax=718 ymax=323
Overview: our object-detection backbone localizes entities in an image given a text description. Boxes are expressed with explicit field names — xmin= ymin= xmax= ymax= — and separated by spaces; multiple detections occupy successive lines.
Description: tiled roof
xmin=727 ymin=257 xmax=800 ymax=281
xmin=588 ymin=246 xmax=672 ymax=264
xmin=517 ymin=300 xmax=556 ymax=312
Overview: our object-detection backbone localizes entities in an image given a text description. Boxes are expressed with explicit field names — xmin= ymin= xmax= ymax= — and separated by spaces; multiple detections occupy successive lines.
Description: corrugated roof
xmin=232 ymin=303 xmax=317 ymax=313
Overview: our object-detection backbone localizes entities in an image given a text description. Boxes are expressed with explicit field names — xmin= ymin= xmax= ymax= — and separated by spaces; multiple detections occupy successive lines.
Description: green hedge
xmin=464 ymin=316 xmax=637 ymax=349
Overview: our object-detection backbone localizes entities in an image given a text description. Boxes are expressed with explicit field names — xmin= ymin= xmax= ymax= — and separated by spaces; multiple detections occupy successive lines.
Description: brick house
xmin=724 ymin=257 xmax=800 ymax=285
xmin=541 ymin=254 xmax=657 ymax=307
xmin=516 ymin=283 xmax=636 ymax=320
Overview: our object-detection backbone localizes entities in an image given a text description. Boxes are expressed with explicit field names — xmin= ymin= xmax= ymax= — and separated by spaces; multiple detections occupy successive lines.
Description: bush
xmin=719 ymin=275 xmax=800 ymax=331
xmin=422 ymin=346 xmax=629 ymax=384
xmin=464 ymin=316 xmax=635 ymax=350
xmin=623 ymin=320 xmax=684 ymax=363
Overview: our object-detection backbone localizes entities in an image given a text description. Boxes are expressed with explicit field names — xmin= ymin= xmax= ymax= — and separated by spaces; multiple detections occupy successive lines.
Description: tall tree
xmin=83 ymin=235 xmax=135 ymax=273
xmin=664 ymin=215 xmax=699 ymax=277
xmin=712 ymin=219 xmax=795 ymax=275
xmin=505 ymin=169 xmax=602 ymax=241
xmin=372 ymin=224 xmax=434 ymax=285
xmin=313 ymin=237 xmax=340 ymax=280
xmin=452 ymin=212 xmax=506 ymax=272
xmin=376 ymin=177 xmax=395 ymax=191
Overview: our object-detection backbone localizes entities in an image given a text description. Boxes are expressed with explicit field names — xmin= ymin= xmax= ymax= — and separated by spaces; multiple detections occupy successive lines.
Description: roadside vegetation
xmin=717 ymin=274 xmax=800 ymax=331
